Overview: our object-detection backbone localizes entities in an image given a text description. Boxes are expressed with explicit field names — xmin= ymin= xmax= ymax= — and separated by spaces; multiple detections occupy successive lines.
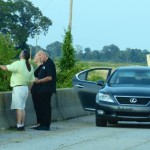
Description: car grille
xmin=115 ymin=96 xmax=150 ymax=105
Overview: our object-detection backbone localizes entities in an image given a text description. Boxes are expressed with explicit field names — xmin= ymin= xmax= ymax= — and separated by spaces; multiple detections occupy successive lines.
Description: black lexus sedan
xmin=72 ymin=66 xmax=150 ymax=127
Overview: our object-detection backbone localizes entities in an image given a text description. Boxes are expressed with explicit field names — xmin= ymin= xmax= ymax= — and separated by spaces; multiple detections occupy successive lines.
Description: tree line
xmin=30 ymin=42 xmax=149 ymax=64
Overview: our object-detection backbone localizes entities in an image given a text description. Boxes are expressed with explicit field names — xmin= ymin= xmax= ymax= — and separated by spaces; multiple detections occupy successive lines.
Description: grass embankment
xmin=76 ymin=61 xmax=146 ymax=69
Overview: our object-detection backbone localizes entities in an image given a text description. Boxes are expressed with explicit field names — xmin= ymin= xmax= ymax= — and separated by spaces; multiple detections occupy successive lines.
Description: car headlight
xmin=96 ymin=93 xmax=114 ymax=103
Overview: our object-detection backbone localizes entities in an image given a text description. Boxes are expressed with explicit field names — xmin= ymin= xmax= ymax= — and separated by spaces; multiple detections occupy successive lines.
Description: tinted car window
xmin=109 ymin=69 xmax=150 ymax=86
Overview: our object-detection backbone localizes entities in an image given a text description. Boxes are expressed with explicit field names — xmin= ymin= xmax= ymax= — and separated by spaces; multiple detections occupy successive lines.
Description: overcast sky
xmin=28 ymin=0 xmax=150 ymax=51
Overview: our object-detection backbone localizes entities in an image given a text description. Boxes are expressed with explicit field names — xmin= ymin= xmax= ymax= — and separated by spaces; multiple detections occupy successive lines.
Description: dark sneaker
xmin=32 ymin=125 xmax=41 ymax=129
xmin=34 ymin=126 xmax=50 ymax=131
xmin=17 ymin=126 xmax=25 ymax=131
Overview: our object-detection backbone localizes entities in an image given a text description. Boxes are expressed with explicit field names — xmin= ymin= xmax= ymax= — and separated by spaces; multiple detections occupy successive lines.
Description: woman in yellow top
xmin=0 ymin=50 xmax=35 ymax=131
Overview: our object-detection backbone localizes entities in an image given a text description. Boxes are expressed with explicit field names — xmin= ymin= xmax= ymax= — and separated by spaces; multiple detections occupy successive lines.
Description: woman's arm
xmin=0 ymin=65 xmax=8 ymax=71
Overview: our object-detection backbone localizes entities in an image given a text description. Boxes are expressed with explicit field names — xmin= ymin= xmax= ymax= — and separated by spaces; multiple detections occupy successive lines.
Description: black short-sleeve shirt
xmin=31 ymin=64 xmax=43 ymax=94
xmin=37 ymin=58 xmax=56 ymax=93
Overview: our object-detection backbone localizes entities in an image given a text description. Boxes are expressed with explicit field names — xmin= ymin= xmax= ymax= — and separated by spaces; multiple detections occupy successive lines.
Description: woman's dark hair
xmin=22 ymin=50 xmax=31 ymax=71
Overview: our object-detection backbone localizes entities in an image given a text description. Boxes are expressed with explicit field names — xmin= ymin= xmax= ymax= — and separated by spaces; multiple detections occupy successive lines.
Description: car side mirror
xmin=96 ymin=80 xmax=104 ymax=86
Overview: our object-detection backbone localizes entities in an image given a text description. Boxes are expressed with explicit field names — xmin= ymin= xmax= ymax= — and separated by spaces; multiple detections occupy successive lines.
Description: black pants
xmin=32 ymin=93 xmax=41 ymax=124
xmin=32 ymin=92 xmax=53 ymax=127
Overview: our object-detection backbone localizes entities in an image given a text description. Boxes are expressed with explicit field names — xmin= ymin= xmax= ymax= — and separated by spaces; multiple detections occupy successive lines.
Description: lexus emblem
xmin=129 ymin=98 xmax=137 ymax=103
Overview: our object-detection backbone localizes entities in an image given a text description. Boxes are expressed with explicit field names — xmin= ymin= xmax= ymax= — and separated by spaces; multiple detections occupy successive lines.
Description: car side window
xmin=87 ymin=70 xmax=109 ymax=82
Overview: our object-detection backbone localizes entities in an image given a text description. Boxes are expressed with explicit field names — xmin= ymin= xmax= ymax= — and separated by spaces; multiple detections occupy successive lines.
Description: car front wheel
xmin=95 ymin=113 xmax=107 ymax=127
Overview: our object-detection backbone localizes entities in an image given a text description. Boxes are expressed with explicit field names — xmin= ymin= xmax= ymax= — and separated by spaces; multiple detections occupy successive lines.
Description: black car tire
xmin=95 ymin=114 xmax=107 ymax=127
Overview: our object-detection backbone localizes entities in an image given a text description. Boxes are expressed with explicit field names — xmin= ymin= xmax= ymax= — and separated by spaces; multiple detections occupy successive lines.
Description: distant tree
xmin=46 ymin=41 xmax=62 ymax=59
xmin=101 ymin=44 xmax=120 ymax=61
xmin=109 ymin=44 xmax=120 ymax=61
xmin=0 ymin=0 xmax=52 ymax=49
xmin=101 ymin=46 xmax=111 ymax=60
xmin=75 ymin=44 xmax=84 ymax=60
xmin=118 ymin=48 xmax=149 ymax=64
xmin=84 ymin=47 xmax=92 ymax=60
xmin=125 ymin=48 xmax=146 ymax=63
xmin=92 ymin=50 xmax=100 ymax=60
xmin=75 ymin=45 xmax=83 ymax=52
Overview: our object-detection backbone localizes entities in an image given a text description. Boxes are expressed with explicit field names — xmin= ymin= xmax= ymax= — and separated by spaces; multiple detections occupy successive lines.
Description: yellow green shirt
xmin=6 ymin=59 xmax=35 ymax=87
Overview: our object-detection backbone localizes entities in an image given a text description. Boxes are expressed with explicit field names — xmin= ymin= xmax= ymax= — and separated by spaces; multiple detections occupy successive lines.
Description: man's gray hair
xmin=38 ymin=50 xmax=49 ymax=57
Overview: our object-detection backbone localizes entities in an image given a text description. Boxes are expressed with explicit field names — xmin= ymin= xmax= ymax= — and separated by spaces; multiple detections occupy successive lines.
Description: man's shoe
xmin=32 ymin=125 xmax=40 ymax=129
xmin=34 ymin=126 xmax=50 ymax=131
xmin=17 ymin=126 xmax=25 ymax=131
xmin=31 ymin=124 xmax=40 ymax=129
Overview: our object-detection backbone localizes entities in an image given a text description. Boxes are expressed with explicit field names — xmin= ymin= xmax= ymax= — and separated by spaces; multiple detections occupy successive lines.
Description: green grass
xmin=75 ymin=61 xmax=146 ymax=70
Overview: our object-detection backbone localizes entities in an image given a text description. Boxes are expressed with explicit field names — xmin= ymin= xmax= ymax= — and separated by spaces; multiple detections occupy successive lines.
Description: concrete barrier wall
xmin=0 ymin=88 xmax=92 ymax=129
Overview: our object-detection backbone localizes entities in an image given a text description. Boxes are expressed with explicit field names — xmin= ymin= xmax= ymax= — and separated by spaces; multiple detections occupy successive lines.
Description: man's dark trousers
xmin=37 ymin=92 xmax=53 ymax=127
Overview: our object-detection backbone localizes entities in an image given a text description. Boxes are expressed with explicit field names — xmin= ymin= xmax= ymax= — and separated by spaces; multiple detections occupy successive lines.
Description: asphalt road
xmin=1 ymin=115 xmax=150 ymax=150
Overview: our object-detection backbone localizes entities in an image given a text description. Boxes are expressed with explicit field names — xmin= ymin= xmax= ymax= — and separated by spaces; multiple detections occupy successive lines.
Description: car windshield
xmin=109 ymin=68 xmax=150 ymax=86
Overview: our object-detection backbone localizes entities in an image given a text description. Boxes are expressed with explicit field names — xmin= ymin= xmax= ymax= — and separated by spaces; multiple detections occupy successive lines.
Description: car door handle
xmin=75 ymin=84 xmax=84 ymax=88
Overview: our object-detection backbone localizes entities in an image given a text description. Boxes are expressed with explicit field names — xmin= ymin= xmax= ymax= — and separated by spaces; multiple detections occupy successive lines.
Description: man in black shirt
xmin=31 ymin=54 xmax=43 ymax=125
xmin=33 ymin=50 xmax=56 ymax=131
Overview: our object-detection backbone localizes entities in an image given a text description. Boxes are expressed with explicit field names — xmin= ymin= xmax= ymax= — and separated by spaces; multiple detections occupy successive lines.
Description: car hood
xmin=101 ymin=85 xmax=150 ymax=97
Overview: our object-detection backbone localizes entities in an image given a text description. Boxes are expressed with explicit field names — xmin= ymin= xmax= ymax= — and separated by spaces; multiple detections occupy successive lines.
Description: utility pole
xmin=29 ymin=45 xmax=32 ymax=60
xmin=68 ymin=0 xmax=73 ymax=32
xmin=35 ymin=34 xmax=38 ymax=51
